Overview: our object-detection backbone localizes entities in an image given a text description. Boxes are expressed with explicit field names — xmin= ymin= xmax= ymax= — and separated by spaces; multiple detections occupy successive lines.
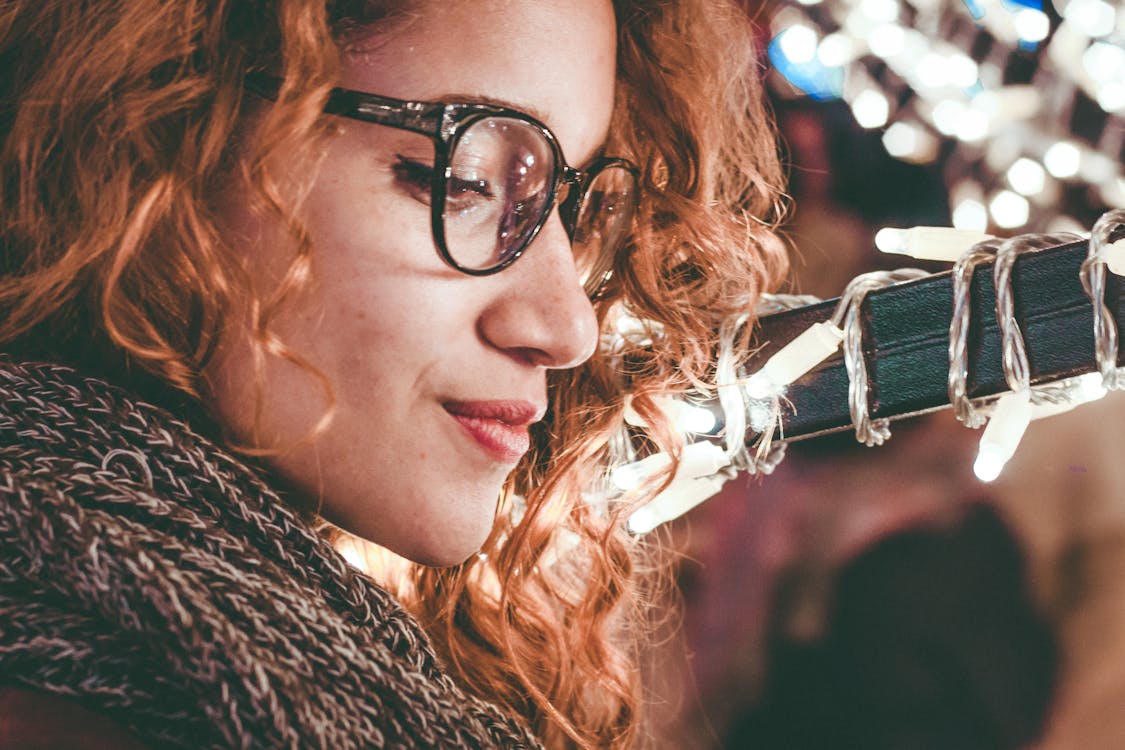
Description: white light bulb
xmin=1064 ymin=0 xmax=1116 ymax=38
xmin=1097 ymin=81 xmax=1125 ymax=113
xmin=974 ymin=390 xmax=1032 ymax=483
xmin=947 ymin=53 xmax=980 ymax=89
xmin=626 ymin=474 xmax=728 ymax=534
xmin=1014 ymin=9 xmax=1050 ymax=42
xmin=953 ymin=199 xmax=989 ymax=231
xmin=916 ymin=52 xmax=950 ymax=89
xmin=972 ymin=449 xmax=1008 ymax=483
xmin=673 ymin=402 xmax=719 ymax=435
xmin=876 ymin=226 xmax=994 ymax=261
xmin=974 ymin=447 xmax=1006 ymax=482
xmin=744 ymin=372 xmax=777 ymax=401
xmin=868 ymin=23 xmax=905 ymax=58
xmin=1084 ymin=41 xmax=1125 ymax=84
xmin=1006 ymin=157 xmax=1047 ymax=196
xmin=956 ymin=108 xmax=991 ymax=142
xmin=817 ymin=33 xmax=854 ymax=67
xmin=1044 ymin=142 xmax=1081 ymax=179
xmin=778 ymin=24 xmax=818 ymax=64
xmin=882 ymin=122 xmax=917 ymax=159
xmin=932 ymin=100 xmax=966 ymax=136
xmin=989 ymin=190 xmax=1030 ymax=229
xmin=860 ymin=0 xmax=900 ymax=23
xmin=874 ymin=227 xmax=907 ymax=254
xmin=852 ymin=89 xmax=890 ymax=129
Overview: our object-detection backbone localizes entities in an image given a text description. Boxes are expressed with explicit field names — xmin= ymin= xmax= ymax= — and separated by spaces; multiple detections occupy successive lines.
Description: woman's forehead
xmin=339 ymin=0 xmax=617 ymax=166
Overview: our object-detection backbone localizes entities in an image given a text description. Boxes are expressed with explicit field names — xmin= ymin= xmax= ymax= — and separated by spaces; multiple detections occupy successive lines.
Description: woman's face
xmin=207 ymin=0 xmax=617 ymax=565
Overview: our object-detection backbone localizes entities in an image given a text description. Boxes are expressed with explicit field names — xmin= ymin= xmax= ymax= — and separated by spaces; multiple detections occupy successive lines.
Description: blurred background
xmin=656 ymin=1 xmax=1125 ymax=747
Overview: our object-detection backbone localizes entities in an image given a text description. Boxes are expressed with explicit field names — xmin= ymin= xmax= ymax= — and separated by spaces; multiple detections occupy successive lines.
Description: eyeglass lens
xmin=443 ymin=117 xmax=555 ymax=271
xmin=442 ymin=117 xmax=636 ymax=293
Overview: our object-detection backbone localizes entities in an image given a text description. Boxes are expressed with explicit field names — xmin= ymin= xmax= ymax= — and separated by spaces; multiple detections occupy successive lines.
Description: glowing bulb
xmin=973 ymin=447 xmax=1006 ymax=482
xmin=1007 ymin=157 xmax=1047 ymax=196
xmin=1064 ymin=0 xmax=1116 ymax=37
xmin=882 ymin=122 xmax=917 ymax=158
xmin=932 ymin=99 xmax=966 ymax=136
xmin=1014 ymin=9 xmax=1050 ymax=42
xmin=851 ymin=89 xmax=890 ymax=128
xmin=817 ymin=32 xmax=854 ymax=67
xmin=947 ymin=53 xmax=980 ymax=88
xmin=626 ymin=474 xmax=728 ymax=534
xmin=875 ymin=226 xmax=993 ymax=261
xmin=957 ymin=108 xmax=990 ymax=142
xmin=973 ymin=390 xmax=1031 ymax=483
xmin=673 ymin=402 xmax=719 ymax=435
xmin=1097 ymin=81 xmax=1125 ymax=113
xmin=874 ymin=227 xmax=906 ymax=253
xmin=990 ymin=190 xmax=1030 ymax=228
xmin=778 ymin=24 xmax=818 ymax=64
xmin=869 ymin=23 xmax=905 ymax=57
xmin=953 ymin=199 xmax=989 ymax=231
xmin=747 ymin=321 xmax=843 ymax=397
xmin=1044 ymin=141 xmax=1081 ymax=179
xmin=916 ymin=52 xmax=950 ymax=89
xmin=627 ymin=506 xmax=659 ymax=535
xmin=744 ymin=372 xmax=776 ymax=401
xmin=882 ymin=122 xmax=938 ymax=162
xmin=1084 ymin=42 xmax=1125 ymax=84
xmin=860 ymin=0 xmax=900 ymax=23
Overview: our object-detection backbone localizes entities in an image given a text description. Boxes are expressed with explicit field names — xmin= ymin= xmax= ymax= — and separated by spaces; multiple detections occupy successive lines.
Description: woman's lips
xmin=443 ymin=400 xmax=543 ymax=463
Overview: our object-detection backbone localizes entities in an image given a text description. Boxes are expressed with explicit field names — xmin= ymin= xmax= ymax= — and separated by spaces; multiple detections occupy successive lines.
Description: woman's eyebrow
xmin=433 ymin=92 xmax=609 ymax=170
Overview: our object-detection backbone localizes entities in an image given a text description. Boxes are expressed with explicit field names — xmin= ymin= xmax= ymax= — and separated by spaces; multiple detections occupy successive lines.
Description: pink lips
xmin=443 ymin=400 xmax=544 ymax=463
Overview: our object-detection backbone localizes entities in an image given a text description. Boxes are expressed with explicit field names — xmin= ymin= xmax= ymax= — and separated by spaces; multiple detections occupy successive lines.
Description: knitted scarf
xmin=0 ymin=357 xmax=542 ymax=749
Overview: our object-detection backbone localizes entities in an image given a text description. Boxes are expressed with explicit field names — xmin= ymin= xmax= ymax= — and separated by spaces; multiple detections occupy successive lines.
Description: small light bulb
xmin=989 ymin=190 xmax=1030 ymax=229
xmin=1044 ymin=142 xmax=1081 ymax=179
xmin=1007 ymin=157 xmax=1047 ymax=196
xmin=973 ymin=390 xmax=1031 ymax=483
xmin=974 ymin=446 xmax=1006 ymax=482
xmin=953 ymin=199 xmax=989 ymax=231
xmin=852 ymin=89 xmax=890 ymax=129
xmin=1014 ymin=9 xmax=1050 ymax=42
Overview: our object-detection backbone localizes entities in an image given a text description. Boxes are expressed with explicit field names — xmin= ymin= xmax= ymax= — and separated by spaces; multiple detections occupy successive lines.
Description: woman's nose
xmin=477 ymin=215 xmax=599 ymax=369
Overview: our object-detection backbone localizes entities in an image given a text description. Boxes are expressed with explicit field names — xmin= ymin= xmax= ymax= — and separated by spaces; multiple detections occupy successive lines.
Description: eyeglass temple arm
xmin=243 ymin=72 xmax=445 ymax=139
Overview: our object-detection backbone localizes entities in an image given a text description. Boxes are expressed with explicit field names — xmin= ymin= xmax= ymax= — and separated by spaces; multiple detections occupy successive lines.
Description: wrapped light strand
xmin=948 ymin=240 xmax=1001 ymax=429
xmin=1080 ymin=208 xmax=1125 ymax=389
xmin=615 ymin=211 xmax=1125 ymax=533
xmin=840 ymin=269 xmax=930 ymax=446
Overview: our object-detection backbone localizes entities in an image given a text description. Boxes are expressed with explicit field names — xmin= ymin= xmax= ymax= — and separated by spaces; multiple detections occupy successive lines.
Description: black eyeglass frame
xmin=245 ymin=73 xmax=640 ymax=291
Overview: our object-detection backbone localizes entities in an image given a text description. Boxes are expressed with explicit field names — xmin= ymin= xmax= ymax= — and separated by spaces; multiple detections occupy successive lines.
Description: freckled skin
xmin=205 ymin=0 xmax=616 ymax=565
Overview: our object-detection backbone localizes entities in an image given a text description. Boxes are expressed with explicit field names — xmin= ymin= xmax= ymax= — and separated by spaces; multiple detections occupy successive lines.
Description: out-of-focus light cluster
xmin=767 ymin=0 xmax=1125 ymax=236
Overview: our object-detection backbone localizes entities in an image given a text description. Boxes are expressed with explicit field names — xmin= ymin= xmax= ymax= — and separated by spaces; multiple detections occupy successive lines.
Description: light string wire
xmin=835 ymin=269 xmax=929 ymax=446
xmin=735 ymin=292 xmax=824 ymax=475
xmin=948 ymin=240 xmax=1001 ymax=428
xmin=992 ymin=232 xmax=1082 ymax=404
xmin=1081 ymin=209 xmax=1125 ymax=391
xmin=609 ymin=211 xmax=1125 ymax=533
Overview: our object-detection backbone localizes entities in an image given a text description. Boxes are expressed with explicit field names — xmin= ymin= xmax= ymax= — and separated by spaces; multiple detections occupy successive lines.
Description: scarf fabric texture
xmin=0 ymin=357 xmax=541 ymax=749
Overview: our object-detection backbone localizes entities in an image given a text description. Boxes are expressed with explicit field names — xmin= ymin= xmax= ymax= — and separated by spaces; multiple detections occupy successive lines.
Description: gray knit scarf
xmin=0 ymin=357 xmax=542 ymax=749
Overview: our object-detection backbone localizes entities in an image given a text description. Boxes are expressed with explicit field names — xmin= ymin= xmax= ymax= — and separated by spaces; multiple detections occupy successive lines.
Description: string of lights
xmin=766 ymin=0 xmax=1124 ymax=234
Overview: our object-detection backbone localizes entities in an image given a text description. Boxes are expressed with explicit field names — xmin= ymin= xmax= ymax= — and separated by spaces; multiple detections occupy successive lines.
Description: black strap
xmin=744 ymin=236 xmax=1124 ymax=442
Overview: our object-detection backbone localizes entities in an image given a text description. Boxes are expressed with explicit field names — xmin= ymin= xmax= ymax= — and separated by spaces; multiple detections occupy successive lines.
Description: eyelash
xmin=392 ymin=155 xmax=496 ymax=209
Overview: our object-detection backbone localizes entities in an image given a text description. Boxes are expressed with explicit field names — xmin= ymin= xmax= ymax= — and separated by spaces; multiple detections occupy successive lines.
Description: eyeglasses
xmin=245 ymin=73 xmax=640 ymax=299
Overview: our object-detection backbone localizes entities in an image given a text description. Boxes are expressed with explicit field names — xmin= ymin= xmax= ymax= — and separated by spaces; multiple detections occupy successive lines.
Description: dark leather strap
xmin=744 ymin=236 xmax=1123 ymax=442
